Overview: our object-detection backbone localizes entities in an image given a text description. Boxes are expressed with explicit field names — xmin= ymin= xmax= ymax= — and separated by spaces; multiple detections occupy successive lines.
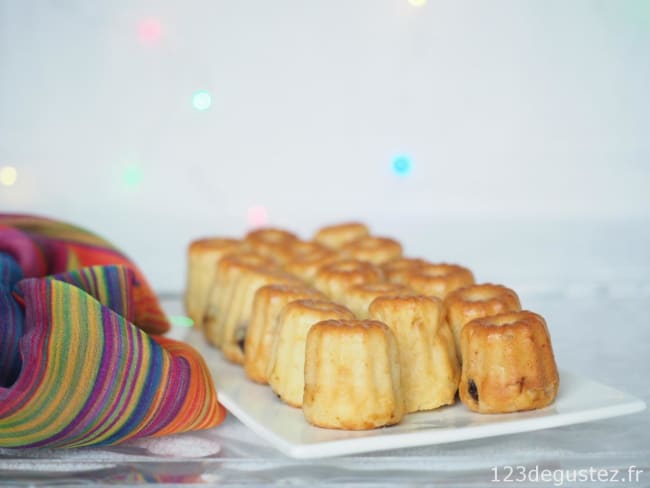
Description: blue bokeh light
xmin=392 ymin=155 xmax=412 ymax=176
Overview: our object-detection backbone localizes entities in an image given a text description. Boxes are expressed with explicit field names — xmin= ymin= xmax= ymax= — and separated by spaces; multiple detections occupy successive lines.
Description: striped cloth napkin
xmin=0 ymin=214 xmax=226 ymax=448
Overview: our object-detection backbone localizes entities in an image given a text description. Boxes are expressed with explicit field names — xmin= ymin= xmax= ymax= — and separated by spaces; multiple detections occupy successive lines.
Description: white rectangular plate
xmin=187 ymin=330 xmax=646 ymax=459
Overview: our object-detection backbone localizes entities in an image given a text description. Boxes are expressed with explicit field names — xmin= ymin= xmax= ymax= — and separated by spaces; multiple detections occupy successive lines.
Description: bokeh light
xmin=138 ymin=19 xmax=162 ymax=44
xmin=0 ymin=166 xmax=17 ymax=186
xmin=123 ymin=164 xmax=144 ymax=187
xmin=169 ymin=315 xmax=194 ymax=327
xmin=247 ymin=205 xmax=268 ymax=228
xmin=392 ymin=155 xmax=413 ymax=176
xmin=192 ymin=90 xmax=212 ymax=111
xmin=408 ymin=0 xmax=427 ymax=6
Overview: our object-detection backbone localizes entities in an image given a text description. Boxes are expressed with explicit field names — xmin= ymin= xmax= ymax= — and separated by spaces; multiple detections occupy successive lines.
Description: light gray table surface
xmin=1 ymin=289 xmax=648 ymax=487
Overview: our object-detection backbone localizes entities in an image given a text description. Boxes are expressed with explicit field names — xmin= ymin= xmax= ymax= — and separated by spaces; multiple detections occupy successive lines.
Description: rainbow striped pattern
xmin=0 ymin=214 xmax=169 ymax=334
xmin=0 ymin=215 xmax=226 ymax=448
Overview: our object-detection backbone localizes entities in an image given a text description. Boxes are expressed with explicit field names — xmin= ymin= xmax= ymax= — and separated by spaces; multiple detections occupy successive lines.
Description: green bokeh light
xmin=123 ymin=164 xmax=144 ymax=187
xmin=192 ymin=90 xmax=212 ymax=111
xmin=169 ymin=315 xmax=194 ymax=327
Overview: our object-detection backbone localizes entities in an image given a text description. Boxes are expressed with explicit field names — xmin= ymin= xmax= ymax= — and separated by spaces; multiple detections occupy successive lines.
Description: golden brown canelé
xmin=287 ymin=240 xmax=328 ymax=259
xmin=444 ymin=284 xmax=521 ymax=361
xmin=203 ymin=252 xmax=276 ymax=347
xmin=185 ymin=237 xmax=243 ymax=330
xmin=284 ymin=242 xmax=340 ymax=284
xmin=459 ymin=311 xmax=559 ymax=414
xmin=382 ymin=257 xmax=429 ymax=283
xmin=344 ymin=282 xmax=413 ymax=319
xmin=341 ymin=236 xmax=403 ymax=265
xmin=313 ymin=259 xmax=384 ymax=303
xmin=267 ymin=300 xmax=355 ymax=407
xmin=400 ymin=263 xmax=475 ymax=299
xmin=221 ymin=267 xmax=301 ymax=364
xmin=369 ymin=295 xmax=460 ymax=413
xmin=244 ymin=284 xmax=325 ymax=384
xmin=245 ymin=228 xmax=299 ymax=264
xmin=313 ymin=222 xmax=370 ymax=250
xmin=303 ymin=319 xmax=405 ymax=430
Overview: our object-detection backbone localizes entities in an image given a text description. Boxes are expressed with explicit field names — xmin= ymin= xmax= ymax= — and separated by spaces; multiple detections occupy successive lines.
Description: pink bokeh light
xmin=137 ymin=19 xmax=162 ymax=44
xmin=247 ymin=205 xmax=269 ymax=228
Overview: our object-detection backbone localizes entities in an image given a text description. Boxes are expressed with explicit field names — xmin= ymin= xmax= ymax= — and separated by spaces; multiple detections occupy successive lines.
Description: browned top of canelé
xmin=314 ymin=222 xmax=369 ymax=249
xmin=282 ymin=299 xmax=355 ymax=317
xmin=315 ymin=259 xmax=384 ymax=283
xmin=404 ymin=262 xmax=475 ymax=298
xmin=254 ymin=283 xmax=324 ymax=302
xmin=347 ymin=281 xmax=413 ymax=298
xmin=217 ymin=252 xmax=277 ymax=272
xmin=309 ymin=318 xmax=393 ymax=336
xmin=340 ymin=236 xmax=403 ymax=264
xmin=445 ymin=283 xmax=521 ymax=316
xmin=189 ymin=237 xmax=242 ymax=254
xmin=381 ymin=257 xmax=429 ymax=281
xmin=464 ymin=310 xmax=548 ymax=333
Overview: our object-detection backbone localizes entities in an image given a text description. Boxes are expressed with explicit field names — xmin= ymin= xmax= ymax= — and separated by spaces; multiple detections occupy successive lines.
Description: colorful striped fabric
xmin=0 ymin=215 xmax=226 ymax=448
xmin=0 ymin=214 xmax=168 ymax=334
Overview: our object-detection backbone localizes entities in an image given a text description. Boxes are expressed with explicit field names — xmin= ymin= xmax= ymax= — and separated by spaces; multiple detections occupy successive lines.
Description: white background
xmin=1 ymin=0 xmax=649 ymax=293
